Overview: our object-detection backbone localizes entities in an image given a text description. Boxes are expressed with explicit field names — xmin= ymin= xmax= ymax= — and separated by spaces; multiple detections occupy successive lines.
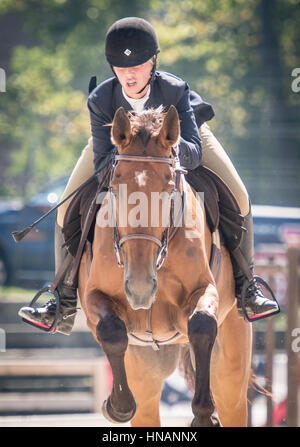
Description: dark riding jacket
xmin=87 ymin=71 xmax=214 ymax=174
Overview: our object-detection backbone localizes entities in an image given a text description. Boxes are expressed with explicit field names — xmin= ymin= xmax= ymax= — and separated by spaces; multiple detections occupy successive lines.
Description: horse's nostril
xmin=124 ymin=279 xmax=131 ymax=296
xmin=152 ymin=277 xmax=158 ymax=291
xmin=124 ymin=275 xmax=158 ymax=309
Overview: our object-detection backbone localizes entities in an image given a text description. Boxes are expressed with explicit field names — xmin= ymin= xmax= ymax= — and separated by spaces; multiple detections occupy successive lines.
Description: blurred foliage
xmin=0 ymin=0 xmax=150 ymax=197
xmin=151 ymin=0 xmax=300 ymax=205
xmin=0 ymin=0 xmax=299 ymax=204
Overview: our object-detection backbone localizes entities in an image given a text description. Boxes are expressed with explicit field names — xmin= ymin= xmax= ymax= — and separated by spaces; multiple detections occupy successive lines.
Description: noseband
xmin=109 ymin=150 xmax=187 ymax=270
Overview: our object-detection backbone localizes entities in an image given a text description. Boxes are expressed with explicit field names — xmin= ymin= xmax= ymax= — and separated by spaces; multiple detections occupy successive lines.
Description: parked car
xmin=0 ymin=178 xmax=67 ymax=287
xmin=0 ymin=179 xmax=299 ymax=288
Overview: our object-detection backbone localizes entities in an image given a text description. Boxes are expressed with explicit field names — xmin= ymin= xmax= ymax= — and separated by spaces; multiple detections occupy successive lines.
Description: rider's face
xmin=113 ymin=59 xmax=153 ymax=99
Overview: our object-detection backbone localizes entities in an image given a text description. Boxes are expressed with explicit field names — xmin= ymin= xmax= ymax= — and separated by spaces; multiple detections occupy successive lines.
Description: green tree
xmin=150 ymin=0 xmax=300 ymax=205
xmin=0 ymin=0 xmax=299 ymax=205
xmin=0 ymin=0 xmax=151 ymax=197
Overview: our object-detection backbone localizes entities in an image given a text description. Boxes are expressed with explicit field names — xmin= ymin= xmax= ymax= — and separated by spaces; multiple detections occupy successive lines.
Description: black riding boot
xmin=18 ymin=223 xmax=78 ymax=335
xmin=232 ymin=206 xmax=279 ymax=320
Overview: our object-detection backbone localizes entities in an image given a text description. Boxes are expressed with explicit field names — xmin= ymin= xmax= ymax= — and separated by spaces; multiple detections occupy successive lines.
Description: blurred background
xmin=0 ymin=0 xmax=299 ymax=428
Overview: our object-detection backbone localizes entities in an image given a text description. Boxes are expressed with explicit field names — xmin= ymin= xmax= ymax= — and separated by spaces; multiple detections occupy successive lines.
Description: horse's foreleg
xmin=188 ymin=283 xmax=220 ymax=427
xmin=210 ymin=305 xmax=252 ymax=427
xmin=125 ymin=344 xmax=180 ymax=427
xmin=86 ymin=290 xmax=137 ymax=423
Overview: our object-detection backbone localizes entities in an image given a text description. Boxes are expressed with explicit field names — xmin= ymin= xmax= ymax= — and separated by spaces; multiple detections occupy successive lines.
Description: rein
xmin=110 ymin=149 xmax=187 ymax=271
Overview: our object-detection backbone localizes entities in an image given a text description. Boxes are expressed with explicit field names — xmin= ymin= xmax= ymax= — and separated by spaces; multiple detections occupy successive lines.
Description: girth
xmin=127 ymin=306 xmax=183 ymax=351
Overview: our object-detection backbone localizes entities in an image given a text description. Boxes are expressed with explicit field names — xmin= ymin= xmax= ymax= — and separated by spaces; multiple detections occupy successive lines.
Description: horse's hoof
xmin=102 ymin=397 xmax=137 ymax=424
xmin=211 ymin=414 xmax=221 ymax=427
xmin=191 ymin=414 xmax=221 ymax=427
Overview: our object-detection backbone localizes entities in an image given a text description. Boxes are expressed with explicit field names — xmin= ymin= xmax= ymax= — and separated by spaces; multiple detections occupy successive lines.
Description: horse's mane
xmin=128 ymin=106 xmax=165 ymax=139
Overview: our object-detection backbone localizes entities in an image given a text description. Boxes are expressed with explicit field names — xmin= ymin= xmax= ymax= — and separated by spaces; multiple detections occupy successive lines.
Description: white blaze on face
xmin=135 ymin=170 xmax=147 ymax=187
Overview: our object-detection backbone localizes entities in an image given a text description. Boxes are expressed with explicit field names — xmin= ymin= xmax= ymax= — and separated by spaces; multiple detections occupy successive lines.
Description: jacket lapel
xmin=145 ymin=77 xmax=167 ymax=111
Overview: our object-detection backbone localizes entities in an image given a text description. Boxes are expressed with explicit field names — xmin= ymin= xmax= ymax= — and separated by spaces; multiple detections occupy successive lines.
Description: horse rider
xmin=19 ymin=17 xmax=279 ymax=335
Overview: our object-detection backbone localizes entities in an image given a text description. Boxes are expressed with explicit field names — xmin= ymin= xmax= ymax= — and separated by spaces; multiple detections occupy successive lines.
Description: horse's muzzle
xmin=124 ymin=276 xmax=158 ymax=310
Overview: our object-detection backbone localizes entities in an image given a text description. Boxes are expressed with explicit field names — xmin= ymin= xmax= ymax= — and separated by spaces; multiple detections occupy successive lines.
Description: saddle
xmin=61 ymin=165 xmax=246 ymax=284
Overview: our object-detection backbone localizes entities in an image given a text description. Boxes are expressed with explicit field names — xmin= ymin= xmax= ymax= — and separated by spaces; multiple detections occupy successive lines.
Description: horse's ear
xmin=111 ymin=107 xmax=131 ymax=148
xmin=158 ymin=105 xmax=180 ymax=149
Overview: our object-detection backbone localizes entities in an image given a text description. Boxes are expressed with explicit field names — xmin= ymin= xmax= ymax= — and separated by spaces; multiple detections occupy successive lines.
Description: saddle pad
xmin=186 ymin=165 xmax=245 ymax=251
xmin=186 ymin=167 xmax=219 ymax=234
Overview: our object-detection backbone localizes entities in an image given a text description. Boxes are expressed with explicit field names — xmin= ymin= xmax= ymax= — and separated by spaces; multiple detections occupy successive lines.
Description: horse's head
xmin=109 ymin=105 xmax=180 ymax=310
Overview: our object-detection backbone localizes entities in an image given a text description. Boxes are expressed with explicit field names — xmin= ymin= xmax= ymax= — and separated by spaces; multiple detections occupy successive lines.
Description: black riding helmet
xmin=105 ymin=17 xmax=160 ymax=68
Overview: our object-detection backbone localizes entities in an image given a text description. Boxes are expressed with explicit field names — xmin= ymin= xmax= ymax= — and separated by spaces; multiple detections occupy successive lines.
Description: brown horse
xmin=78 ymin=106 xmax=252 ymax=427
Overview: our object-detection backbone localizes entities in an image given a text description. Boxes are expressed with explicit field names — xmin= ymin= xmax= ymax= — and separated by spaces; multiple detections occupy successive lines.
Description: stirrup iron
xmin=240 ymin=275 xmax=280 ymax=322
xmin=21 ymin=286 xmax=60 ymax=333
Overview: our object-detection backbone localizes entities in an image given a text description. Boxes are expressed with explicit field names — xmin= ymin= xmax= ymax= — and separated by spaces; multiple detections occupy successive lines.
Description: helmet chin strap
xmin=136 ymin=63 xmax=156 ymax=94
xmin=111 ymin=60 xmax=157 ymax=97
xmin=136 ymin=80 xmax=150 ymax=95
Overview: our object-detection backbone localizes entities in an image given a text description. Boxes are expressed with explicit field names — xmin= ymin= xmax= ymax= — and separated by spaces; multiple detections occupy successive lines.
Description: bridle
xmin=109 ymin=148 xmax=187 ymax=271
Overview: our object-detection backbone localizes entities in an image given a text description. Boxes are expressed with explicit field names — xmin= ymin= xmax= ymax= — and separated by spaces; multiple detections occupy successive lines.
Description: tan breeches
xmin=56 ymin=124 xmax=250 ymax=227
xmin=200 ymin=123 xmax=250 ymax=215
xmin=57 ymin=137 xmax=94 ymax=227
